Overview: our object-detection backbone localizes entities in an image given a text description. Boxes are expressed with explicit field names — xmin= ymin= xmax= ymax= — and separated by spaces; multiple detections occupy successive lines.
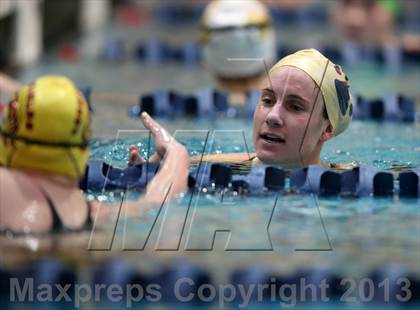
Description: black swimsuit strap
xmin=41 ymin=189 xmax=65 ymax=233
xmin=85 ymin=201 xmax=94 ymax=230
xmin=41 ymin=188 xmax=94 ymax=233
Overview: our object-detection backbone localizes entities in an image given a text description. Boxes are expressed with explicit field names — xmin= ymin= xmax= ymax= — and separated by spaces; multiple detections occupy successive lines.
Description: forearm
xmin=190 ymin=152 xmax=256 ymax=164
xmin=143 ymin=145 xmax=189 ymax=205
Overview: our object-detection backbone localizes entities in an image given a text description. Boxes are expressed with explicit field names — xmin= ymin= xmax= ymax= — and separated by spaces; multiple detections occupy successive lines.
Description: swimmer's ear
xmin=320 ymin=123 xmax=334 ymax=142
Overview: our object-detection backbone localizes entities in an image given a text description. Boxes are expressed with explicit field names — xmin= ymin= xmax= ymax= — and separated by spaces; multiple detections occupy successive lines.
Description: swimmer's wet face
xmin=252 ymin=66 xmax=333 ymax=167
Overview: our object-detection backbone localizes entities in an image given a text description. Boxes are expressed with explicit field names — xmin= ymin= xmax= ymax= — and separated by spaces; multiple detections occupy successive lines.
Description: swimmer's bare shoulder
xmin=0 ymin=167 xmax=90 ymax=233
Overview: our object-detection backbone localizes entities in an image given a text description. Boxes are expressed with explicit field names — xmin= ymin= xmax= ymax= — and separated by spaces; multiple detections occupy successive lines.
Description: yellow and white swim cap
xmin=201 ymin=0 xmax=276 ymax=79
xmin=0 ymin=75 xmax=91 ymax=180
xmin=270 ymin=49 xmax=353 ymax=136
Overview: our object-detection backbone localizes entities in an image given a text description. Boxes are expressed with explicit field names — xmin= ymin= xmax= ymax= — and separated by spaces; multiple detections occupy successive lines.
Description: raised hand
xmin=128 ymin=112 xmax=186 ymax=166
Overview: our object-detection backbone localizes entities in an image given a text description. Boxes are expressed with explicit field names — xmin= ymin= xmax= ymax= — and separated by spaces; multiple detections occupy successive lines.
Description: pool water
xmin=75 ymin=116 xmax=420 ymax=309
xmin=9 ymin=45 xmax=420 ymax=304
xmin=90 ymin=119 xmax=420 ymax=170
xmin=87 ymin=118 xmax=420 ymax=274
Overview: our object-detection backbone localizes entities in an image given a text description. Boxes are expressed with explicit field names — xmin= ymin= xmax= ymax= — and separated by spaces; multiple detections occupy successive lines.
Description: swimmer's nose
xmin=265 ymin=104 xmax=284 ymax=128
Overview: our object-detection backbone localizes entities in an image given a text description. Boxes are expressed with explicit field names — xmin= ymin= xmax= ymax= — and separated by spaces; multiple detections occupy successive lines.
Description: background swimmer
xmin=331 ymin=0 xmax=420 ymax=66
xmin=0 ymin=76 xmax=189 ymax=235
xmin=129 ymin=49 xmax=353 ymax=169
xmin=200 ymin=0 xmax=277 ymax=104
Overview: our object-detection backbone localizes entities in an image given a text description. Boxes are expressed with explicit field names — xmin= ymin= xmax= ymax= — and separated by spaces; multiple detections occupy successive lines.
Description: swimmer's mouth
xmin=260 ymin=133 xmax=285 ymax=143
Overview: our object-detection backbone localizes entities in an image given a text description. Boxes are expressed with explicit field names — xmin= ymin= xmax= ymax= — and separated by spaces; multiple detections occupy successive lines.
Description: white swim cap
xmin=200 ymin=0 xmax=276 ymax=79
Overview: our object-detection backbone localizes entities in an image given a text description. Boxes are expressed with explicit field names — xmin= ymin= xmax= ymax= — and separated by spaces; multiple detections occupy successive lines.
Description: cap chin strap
xmin=4 ymin=147 xmax=84 ymax=181
xmin=1 ymin=130 xmax=88 ymax=180
xmin=65 ymin=148 xmax=83 ymax=180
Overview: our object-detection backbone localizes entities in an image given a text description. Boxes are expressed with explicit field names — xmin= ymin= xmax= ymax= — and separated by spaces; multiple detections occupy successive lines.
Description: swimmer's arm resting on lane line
xmin=129 ymin=147 xmax=256 ymax=166
xmin=91 ymin=113 xmax=189 ymax=222
xmin=189 ymin=155 xmax=354 ymax=170
xmin=190 ymin=152 xmax=256 ymax=165
xmin=128 ymin=146 xmax=357 ymax=171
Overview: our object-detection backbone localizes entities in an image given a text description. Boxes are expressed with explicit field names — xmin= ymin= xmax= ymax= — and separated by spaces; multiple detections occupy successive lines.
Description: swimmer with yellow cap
xmin=251 ymin=48 xmax=352 ymax=168
xmin=0 ymin=76 xmax=189 ymax=235
xmin=0 ymin=75 xmax=92 ymax=180
xmin=130 ymin=49 xmax=353 ymax=170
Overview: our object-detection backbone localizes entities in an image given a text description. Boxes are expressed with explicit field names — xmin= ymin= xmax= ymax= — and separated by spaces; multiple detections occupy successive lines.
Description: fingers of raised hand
xmin=128 ymin=144 xmax=145 ymax=166
xmin=141 ymin=112 xmax=172 ymax=144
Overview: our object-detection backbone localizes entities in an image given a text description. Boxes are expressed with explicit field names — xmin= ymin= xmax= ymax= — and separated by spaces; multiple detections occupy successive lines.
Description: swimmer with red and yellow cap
xmin=0 ymin=76 xmax=189 ymax=235
xmin=130 ymin=48 xmax=353 ymax=170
